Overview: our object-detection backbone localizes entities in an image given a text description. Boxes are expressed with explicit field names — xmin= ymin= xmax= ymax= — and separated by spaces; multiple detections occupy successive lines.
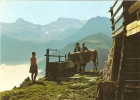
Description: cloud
xmin=0 ymin=64 xmax=43 ymax=92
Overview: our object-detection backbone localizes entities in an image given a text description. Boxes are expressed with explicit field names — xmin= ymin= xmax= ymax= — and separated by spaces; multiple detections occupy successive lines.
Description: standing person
xmin=80 ymin=42 xmax=88 ymax=52
xmin=73 ymin=42 xmax=80 ymax=73
xmin=74 ymin=42 xmax=80 ymax=52
xmin=80 ymin=42 xmax=88 ymax=72
xmin=30 ymin=52 xmax=38 ymax=83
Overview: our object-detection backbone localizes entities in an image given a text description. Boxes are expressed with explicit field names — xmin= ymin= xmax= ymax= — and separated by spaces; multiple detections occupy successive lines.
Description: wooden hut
xmin=96 ymin=0 xmax=140 ymax=100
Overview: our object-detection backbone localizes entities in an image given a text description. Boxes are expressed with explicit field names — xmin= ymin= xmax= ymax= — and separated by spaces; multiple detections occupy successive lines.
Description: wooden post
xmin=65 ymin=54 xmax=66 ymax=61
xmin=116 ymin=2 xmax=134 ymax=100
xmin=137 ymin=11 xmax=140 ymax=20
xmin=45 ymin=49 xmax=49 ymax=77
xmin=110 ymin=7 xmax=115 ymax=31
xmin=58 ymin=55 xmax=60 ymax=62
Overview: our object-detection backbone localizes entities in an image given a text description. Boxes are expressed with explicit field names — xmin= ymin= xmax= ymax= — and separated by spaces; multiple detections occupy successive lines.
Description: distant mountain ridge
xmin=65 ymin=16 xmax=112 ymax=41
xmin=45 ymin=17 xmax=86 ymax=29
xmin=1 ymin=18 xmax=86 ymax=42
xmin=1 ymin=16 xmax=113 ymax=44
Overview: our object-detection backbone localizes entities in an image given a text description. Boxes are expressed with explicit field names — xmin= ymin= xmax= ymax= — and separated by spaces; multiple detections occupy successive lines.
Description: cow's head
xmin=67 ymin=52 xmax=71 ymax=61
xmin=67 ymin=52 xmax=76 ymax=63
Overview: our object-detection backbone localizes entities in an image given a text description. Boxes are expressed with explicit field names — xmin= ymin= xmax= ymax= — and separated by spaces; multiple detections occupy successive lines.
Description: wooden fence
xmin=109 ymin=0 xmax=124 ymax=38
xmin=45 ymin=48 xmax=67 ymax=77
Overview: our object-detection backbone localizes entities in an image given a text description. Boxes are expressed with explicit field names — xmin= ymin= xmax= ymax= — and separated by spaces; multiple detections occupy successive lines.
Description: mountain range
xmin=1 ymin=17 xmax=86 ymax=43
xmin=1 ymin=16 xmax=112 ymax=71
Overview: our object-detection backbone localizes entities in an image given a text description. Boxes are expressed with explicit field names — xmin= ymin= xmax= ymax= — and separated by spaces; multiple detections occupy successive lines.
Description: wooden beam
xmin=112 ymin=29 xmax=124 ymax=38
xmin=45 ymin=49 xmax=50 ymax=77
xmin=109 ymin=0 xmax=118 ymax=12
xmin=48 ymin=49 xmax=58 ymax=51
xmin=110 ymin=8 xmax=115 ymax=31
xmin=58 ymin=55 xmax=60 ymax=61
xmin=126 ymin=20 xmax=140 ymax=32
xmin=112 ymin=12 xmax=123 ymax=28
xmin=65 ymin=54 xmax=67 ymax=61
xmin=129 ymin=1 xmax=140 ymax=14
xmin=49 ymin=55 xmax=59 ymax=57
xmin=137 ymin=11 xmax=140 ymax=20
xmin=112 ymin=23 xmax=124 ymax=34
xmin=126 ymin=25 xmax=140 ymax=36
xmin=110 ymin=3 xmax=123 ymax=21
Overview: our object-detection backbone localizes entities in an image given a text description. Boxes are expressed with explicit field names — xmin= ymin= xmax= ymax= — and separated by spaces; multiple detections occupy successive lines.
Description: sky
xmin=0 ymin=0 xmax=120 ymax=25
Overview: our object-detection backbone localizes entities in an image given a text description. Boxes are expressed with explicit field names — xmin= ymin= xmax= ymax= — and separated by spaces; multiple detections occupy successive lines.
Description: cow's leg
xmin=74 ymin=64 xmax=77 ymax=73
xmin=81 ymin=63 xmax=86 ymax=73
xmin=94 ymin=63 xmax=97 ymax=72
xmin=82 ymin=64 xmax=85 ymax=72
xmin=80 ymin=64 xmax=83 ymax=73
xmin=76 ymin=62 xmax=80 ymax=73
xmin=79 ymin=64 xmax=82 ymax=72
xmin=83 ymin=65 xmax=85 ymax=72
xmin=93 ymin=61 xmax=97 ymax=72
xmin=95 ymin=63 xmax=97 ymax=71
xmin=93 ymin=61 xmax=95 ymax=72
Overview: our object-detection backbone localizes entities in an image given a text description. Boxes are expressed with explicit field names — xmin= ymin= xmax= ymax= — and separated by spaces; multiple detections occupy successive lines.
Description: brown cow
xmin=67 ymin=50 xmax=98 ymax=73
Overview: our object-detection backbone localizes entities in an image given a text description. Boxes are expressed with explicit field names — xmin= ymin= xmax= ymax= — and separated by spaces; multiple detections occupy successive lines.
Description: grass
xmin=0 ymin=74 xmax=102 ymax=100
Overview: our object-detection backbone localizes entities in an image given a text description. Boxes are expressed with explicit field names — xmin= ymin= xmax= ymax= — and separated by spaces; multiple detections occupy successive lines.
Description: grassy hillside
xmin=0 ymin=74 xmax=102 ymax=100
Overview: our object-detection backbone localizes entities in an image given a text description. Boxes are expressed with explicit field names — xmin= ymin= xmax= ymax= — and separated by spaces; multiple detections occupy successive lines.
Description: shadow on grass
xmin=34 ymin=81 xmax=46 ymax=86
xmin=83 ymin=72 xmax=100 ymax=76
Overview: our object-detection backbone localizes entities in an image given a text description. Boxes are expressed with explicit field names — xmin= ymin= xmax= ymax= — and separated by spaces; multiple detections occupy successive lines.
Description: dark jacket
xmin=83 ymin=47 xmax=88 ymax=51
xmin=74 ymin=47 xmax=80 ymax=52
